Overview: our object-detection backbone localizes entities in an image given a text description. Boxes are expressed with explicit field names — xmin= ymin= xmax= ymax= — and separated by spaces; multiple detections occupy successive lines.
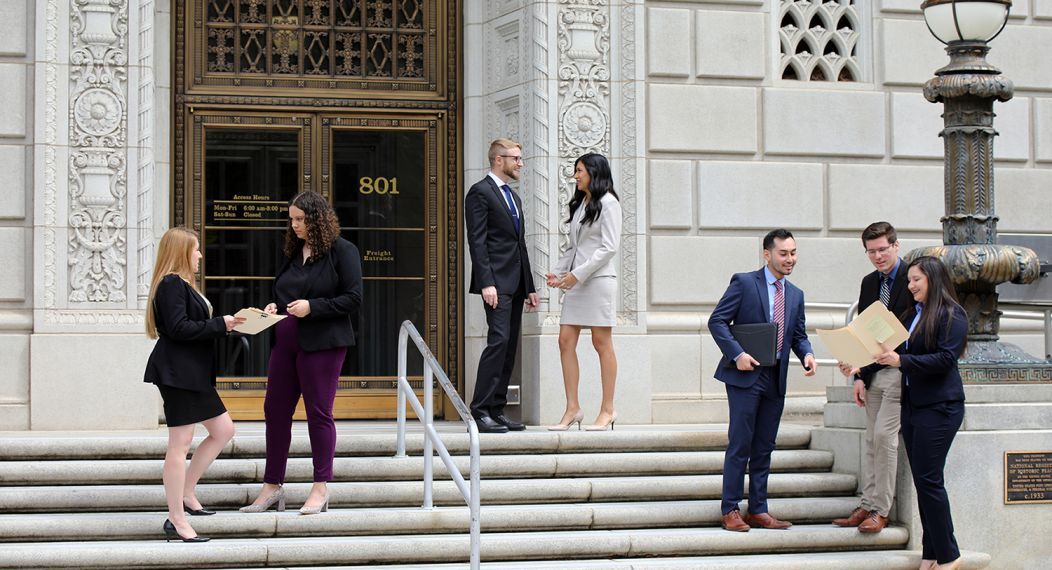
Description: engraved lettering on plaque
xmin=1005 ymin=451 xmax=1052 ymax=504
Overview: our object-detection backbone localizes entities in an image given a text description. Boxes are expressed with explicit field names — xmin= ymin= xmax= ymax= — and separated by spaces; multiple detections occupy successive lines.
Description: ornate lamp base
xmin=959 ymin=342 xmax=1052 ymax=383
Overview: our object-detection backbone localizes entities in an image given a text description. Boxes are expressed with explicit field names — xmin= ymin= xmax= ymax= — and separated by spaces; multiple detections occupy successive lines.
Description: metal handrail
xmin=394 ymin=320 xmax=481 ymax=569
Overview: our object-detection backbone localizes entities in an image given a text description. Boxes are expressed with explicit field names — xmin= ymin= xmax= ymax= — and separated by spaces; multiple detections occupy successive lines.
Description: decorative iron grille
xmin=202 ymin=0 xmax=427 ymax=80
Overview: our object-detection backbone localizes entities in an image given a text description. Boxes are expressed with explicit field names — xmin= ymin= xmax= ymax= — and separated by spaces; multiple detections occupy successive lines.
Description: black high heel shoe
xmin=183 ymin=500 xmax=215 ymax=516
xmin=163 ymin=519 xmax=210 ymax=543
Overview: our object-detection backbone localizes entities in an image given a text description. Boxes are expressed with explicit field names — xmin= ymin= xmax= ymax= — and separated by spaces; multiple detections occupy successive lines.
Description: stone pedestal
xmin=813 ymin=384 xmax=1052 ymax=569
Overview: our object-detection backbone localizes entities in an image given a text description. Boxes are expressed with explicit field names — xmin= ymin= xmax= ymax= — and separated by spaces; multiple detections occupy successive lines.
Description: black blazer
xmin=274 ymin=237 xmax=363 ymax=352
xmin=899 ymin=304 xmax=967 ymax=407
xmin=144 ymin=275 xmax=228 ymax=392
xmin=856 ymin=260 xmax=914 ymax=388
xmin=464 ymin=175 xmax=536 ymax=296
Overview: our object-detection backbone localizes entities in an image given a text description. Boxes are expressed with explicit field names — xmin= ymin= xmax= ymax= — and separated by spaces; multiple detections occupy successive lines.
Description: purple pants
xmin=263 ymin=316 xmax=347 ymax=483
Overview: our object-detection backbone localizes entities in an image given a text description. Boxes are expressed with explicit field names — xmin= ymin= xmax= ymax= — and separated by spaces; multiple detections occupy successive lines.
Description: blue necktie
xmin=500 ymin=184 xmax=521 ymax=233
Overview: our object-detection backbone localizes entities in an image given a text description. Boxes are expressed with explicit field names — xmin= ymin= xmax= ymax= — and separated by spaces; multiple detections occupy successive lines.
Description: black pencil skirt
xmin=157 ymin=384 xmax=227 ymax=427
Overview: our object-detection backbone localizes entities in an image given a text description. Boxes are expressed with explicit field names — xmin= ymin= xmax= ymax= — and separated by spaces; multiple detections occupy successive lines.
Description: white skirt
xmin=559 ymin=275 xmax=617 ymax=327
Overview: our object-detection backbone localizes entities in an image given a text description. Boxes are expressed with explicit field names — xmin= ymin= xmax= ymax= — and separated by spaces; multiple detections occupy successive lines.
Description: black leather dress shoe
xmin=473 ymin=414 xmax=509 ymax=433
xmin=494 ymin=414 xmax=525 ymax=431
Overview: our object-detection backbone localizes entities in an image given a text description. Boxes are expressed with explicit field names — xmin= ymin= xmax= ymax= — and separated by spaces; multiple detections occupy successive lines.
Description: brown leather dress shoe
xmin=721 ymin=509 xmax=750 ymax=532
xmin=743 ymin=511 xmax=792 ymax=529
xmin=832 ymin=506 xmax=868 ymax=527
xmin=858 ymin=511 xmax=888 ymax=533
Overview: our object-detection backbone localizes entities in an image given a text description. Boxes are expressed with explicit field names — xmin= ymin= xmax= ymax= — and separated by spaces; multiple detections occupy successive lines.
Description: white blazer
xmin=553 ymin=193 xmax=623 ymax=282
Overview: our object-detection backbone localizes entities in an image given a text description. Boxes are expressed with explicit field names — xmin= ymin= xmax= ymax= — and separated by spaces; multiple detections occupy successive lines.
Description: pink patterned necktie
xmin=773 ymin=280 xmax=785 ymax=354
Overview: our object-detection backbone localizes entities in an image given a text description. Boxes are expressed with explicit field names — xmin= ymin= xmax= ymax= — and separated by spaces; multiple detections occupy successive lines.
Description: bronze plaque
xmin=1005 ymin=451 xmax=1052 ymax=504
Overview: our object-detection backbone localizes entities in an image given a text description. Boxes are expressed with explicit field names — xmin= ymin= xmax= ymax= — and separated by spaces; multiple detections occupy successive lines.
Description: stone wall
xmin=643 ymin=0 xmax=1052 ymax=421
xmin=0 ymin=0 xmax=34 ymax=430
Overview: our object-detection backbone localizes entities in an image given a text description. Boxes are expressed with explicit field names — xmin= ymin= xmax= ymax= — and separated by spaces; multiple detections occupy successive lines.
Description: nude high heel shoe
xmin=299 ymin=491 xmax=329 ymax=515
xmin=238 ymin=486 xmax=286 ymax=513
xmin=548 ymin=411 xmax=584 ymax=431
xmin=585 ymin=412 xmax=617 ymax=431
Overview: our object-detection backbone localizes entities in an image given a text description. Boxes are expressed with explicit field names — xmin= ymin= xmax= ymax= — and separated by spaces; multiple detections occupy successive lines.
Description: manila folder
xmin=233 ymin=308 xmax=286 ymax=335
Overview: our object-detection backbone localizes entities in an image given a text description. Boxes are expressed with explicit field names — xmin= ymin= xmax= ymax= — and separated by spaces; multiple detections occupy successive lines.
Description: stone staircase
xmin=0 ymin=423 xmax=991 ymax=569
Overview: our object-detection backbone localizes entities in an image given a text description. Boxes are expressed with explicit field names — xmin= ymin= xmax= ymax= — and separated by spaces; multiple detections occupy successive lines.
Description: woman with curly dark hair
xmin=240 ymin=191 xmax=363 ymax=515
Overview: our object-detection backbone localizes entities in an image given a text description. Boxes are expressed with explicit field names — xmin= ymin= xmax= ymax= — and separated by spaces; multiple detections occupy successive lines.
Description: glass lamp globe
xmin=922 ymin=0 xmax=1012 ymax=43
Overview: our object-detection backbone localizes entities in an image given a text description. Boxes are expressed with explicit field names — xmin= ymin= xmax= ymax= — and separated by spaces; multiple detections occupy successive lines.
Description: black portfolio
xmin=728 ymin=322 xmax=778 ymax=367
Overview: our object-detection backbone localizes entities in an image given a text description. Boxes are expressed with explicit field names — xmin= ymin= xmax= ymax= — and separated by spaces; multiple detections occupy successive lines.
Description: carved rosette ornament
xmin=68 ymin=0 xmax=129 ymax=303
xmin=914 ymin=40 xmax=1048 ymax=380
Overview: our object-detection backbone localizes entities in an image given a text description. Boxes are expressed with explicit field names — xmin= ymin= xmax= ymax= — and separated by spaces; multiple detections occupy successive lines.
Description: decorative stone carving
xmin=779 ymin=0 xmax=860 ymax=82
xmin=68 ymin=0 xmax=129 ymax=303
xmin=557 ymin=0 xmax=610 ymax=252
xmin=617 ymin=1 xmax=639 ymax=325
xmin=137 ymin=0 xmax=155 ymax=305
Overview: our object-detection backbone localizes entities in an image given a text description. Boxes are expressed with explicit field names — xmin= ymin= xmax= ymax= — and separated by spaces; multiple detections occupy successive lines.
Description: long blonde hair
xmin=145 ymin=227 xmax=200 ymax=339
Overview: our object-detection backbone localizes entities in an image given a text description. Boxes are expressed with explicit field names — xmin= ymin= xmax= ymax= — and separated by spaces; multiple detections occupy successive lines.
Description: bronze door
xmin=175 ymin=0 xmax=461 ymax=420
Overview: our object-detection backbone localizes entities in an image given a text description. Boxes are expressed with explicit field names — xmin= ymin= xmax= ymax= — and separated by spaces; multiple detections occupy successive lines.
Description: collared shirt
xmin=884 ymin=258 xmax=902 ymax=284
xmin=904 ymin=302 xmax=923 ymax=386
xmin=487 ymin=172 xmax=517 ymax=213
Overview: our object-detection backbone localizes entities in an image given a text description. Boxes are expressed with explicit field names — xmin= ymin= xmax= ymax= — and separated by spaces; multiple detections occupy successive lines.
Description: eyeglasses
xmin=865 ymin=245 xmax=896 ymax=257
xmin=498 ymin=155 xmax=524 ymax=164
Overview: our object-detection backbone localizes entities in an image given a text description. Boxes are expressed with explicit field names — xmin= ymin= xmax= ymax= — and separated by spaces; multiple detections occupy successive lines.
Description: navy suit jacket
xmin=899 ymin=304 xmax=967 ymax=407
xmin=464 ymin=175 xmax=536 ymax=296
xmin=708 ymin=268 xmax=813 ymax=396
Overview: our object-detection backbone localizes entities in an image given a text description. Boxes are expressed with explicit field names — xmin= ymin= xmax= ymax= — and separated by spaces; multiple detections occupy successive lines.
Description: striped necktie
xmin=879 ymin=274 xmax=891 ymax=307
xmin=773 ymin=280 xmax=785 ymax=354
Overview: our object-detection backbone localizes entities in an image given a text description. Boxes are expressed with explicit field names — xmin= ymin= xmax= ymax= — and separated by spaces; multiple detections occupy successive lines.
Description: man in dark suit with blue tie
xmin=464 ymin=138 xmax=540 ymax=433
xmin=708 ymin=229 xmax=817 ymax=531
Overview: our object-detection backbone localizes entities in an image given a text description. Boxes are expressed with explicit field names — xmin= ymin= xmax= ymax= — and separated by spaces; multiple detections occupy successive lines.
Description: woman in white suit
xmin=545 ymin=153 xmax=623 ymax=431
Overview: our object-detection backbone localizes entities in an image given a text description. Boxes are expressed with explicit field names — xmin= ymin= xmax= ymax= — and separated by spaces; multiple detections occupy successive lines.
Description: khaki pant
xmin=859 ymin=367 xmax=902 ymax=517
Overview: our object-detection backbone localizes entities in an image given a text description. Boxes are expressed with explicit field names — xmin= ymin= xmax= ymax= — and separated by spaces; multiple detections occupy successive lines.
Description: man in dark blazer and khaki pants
xmin=833 ymin=221 xmax=914 ymax=533
xmin=708 ymin=229 xmax=817 ymax=532
xmin=464 ymin=138 xmax=539 ymax=433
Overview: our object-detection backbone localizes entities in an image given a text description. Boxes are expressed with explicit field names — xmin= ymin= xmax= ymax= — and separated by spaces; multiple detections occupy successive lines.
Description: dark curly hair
xmin=284 ymin=191 xmax=342 ymax=261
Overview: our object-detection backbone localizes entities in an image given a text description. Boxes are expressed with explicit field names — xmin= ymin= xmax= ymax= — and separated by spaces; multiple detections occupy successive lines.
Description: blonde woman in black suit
xmin=546 ymin=153 xmax=623 ymax=431
xmin=144 ymin=227 xmax=244 ymax=542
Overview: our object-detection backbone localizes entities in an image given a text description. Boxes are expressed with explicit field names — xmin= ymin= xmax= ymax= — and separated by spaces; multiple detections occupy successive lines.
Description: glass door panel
xmin=330 ymin=129 xmax=427 ymax=382
xmin=202 ymin=128 xmax=300 ymax=382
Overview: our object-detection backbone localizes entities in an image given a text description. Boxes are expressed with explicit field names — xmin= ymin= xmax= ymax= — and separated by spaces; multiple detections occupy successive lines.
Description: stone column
xmin=30 ymin=0 xmax=158 ymax=429
xmin=464 ymin=0 xmax=648 ymax=426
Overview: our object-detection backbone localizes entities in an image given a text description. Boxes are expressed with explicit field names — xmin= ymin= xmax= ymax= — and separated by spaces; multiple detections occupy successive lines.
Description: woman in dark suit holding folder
xmin=144 ymin=227 xmax=244 ymax=542
xmin=874 ymin=255 xmax=967 ymax=570
xmin=241 ymin=191 xmax=363 ymax=515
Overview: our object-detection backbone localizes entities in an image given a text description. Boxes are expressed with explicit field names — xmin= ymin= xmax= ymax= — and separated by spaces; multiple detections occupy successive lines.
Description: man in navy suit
xmin=464 ymin=138 xmax=539 ymax=433
xmin=708 ymin=229 xmax=817 ymax=532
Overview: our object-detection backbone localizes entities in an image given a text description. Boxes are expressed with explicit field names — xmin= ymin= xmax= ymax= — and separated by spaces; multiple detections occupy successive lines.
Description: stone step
xmin=0 ymin=525 xmax=910 ymax=569
xmin=0 ymin=449 xmax=834 ymax=486
xmin=0 ymin=472 xmax=859 ymax=513
xmin=0 ymin=500 xmax=862 ymax=546
xmin=0 ymin=497 xmax=859 ymax=542
xmin=295 ymin=550 xmax=992 ymax=569
xmin=823 ymin=399 xmax=1052 ymax=431
xmin=0 ymin=425 xmax=812 ymax=460
xmin=828 ymin=383 xmax=1052 ymax=404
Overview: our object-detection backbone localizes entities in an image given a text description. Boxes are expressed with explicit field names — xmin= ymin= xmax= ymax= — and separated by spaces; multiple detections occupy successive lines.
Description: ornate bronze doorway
xmin=174 ymin=0 xmax=460 ymax=419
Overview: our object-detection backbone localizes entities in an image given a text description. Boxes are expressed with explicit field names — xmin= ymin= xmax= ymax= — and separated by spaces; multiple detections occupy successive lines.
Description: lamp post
xmin=909 ymin=0 xmax=1049 ymax=381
